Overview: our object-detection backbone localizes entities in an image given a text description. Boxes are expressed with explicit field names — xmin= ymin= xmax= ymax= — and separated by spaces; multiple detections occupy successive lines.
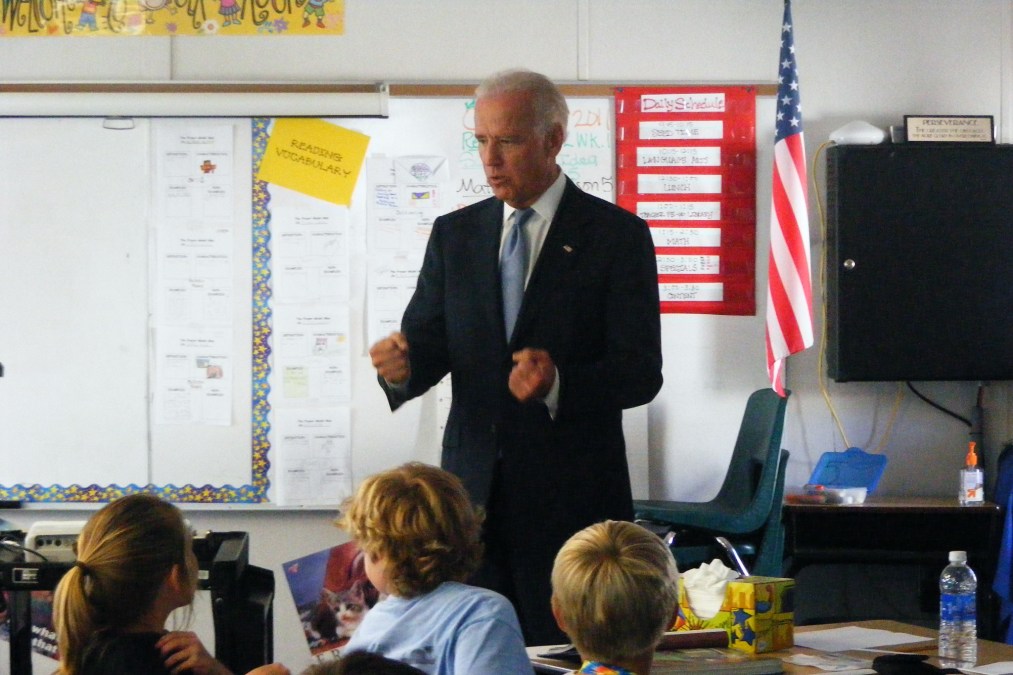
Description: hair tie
xmin=74 ymin=560 xmax=90 ymax=575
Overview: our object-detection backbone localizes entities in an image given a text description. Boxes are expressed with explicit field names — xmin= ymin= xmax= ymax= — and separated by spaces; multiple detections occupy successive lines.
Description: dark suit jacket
xmin=380 ymin=177 xmax=662 ymax=542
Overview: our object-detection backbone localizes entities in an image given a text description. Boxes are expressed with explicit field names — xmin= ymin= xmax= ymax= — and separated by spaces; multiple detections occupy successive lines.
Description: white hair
xmin=475 ymin=68 xmax=569 ymax=138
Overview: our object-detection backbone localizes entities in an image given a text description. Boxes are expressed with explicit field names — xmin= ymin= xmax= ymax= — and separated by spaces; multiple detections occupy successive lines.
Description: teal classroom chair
xmin=635 ymin=388 xmax=790 ymax=578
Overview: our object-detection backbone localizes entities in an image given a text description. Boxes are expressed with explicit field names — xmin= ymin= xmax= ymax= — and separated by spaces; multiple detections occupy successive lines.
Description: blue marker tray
xmin=808 ymin=447 xmax=888 ymax=494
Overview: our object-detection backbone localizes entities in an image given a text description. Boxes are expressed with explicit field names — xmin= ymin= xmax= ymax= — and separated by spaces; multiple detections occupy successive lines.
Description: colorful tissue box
xmin=673 ymin=576 xmax=795 ymax=654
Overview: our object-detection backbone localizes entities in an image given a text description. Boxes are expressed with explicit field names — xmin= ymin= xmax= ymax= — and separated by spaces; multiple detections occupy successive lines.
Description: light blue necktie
xmin=501 ymin=208 xmax=534 ymax=340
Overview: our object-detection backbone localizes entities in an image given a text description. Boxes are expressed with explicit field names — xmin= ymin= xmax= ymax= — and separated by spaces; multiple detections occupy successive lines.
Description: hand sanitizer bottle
xmin=960 ymin=441 xmax=984 ymax=506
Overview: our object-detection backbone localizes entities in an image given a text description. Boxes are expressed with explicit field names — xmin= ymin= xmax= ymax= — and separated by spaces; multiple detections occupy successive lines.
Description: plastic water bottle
xmin=939 ymin=550 xmax=977 ymax=668
xmin=960 ymin=441 xmax=984 ymax=506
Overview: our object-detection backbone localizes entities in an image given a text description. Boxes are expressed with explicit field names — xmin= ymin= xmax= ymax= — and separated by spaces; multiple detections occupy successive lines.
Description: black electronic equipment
xmin=195 ymin=531 xmax=276 ymax=675
xmin=825 ymin=143 xmax=1013 ymax=382
xmin=0 ymin=529 xmax=274 ymax=675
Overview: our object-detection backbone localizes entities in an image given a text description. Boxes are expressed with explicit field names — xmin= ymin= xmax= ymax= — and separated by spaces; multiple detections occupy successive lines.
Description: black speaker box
xmin=825 ymin=143 xmax=1013 ymax=382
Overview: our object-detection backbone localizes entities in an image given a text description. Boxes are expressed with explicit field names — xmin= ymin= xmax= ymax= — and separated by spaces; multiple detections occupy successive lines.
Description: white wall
xmin=3 ymin=1 xmax=1013 ymax=670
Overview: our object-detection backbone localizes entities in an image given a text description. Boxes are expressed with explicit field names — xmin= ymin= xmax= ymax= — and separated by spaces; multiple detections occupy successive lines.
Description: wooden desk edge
xmin=783 ymin=497 xmax=1000 ymax=513
xmin=532 ymin=621 xmax=1013 ymax=674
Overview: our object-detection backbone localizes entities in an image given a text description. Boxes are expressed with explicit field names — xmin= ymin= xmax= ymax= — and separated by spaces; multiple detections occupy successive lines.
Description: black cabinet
xmin=825 ymin=144 xmax=1013 ymax=382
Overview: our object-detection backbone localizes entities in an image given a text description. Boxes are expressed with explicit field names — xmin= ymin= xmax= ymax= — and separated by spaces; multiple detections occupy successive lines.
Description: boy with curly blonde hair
xmin=551 ymin=520 xmax=679 ymax=675
xmin=338 ymin=462 xmax=532 ymax=675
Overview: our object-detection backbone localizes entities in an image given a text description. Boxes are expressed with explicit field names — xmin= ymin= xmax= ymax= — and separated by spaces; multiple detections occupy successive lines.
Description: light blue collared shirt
xmin=499 ymin=169 xmax=567 ymax=415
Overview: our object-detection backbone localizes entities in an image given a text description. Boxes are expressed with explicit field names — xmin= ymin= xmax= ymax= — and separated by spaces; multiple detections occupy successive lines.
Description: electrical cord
xmin=906 ymin=382 xmax=972 ymax=427
xmin=0 ymin=537 xmax=49 ymax=562
xmin=811 ymin=140 xmax=851 ymax=448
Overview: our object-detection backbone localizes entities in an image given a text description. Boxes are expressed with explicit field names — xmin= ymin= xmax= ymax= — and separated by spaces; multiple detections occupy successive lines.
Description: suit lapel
xmin=513 ymin=180 xmax=585 ymax=342
xmin=477 ymin=201 xmax=508 ymax=340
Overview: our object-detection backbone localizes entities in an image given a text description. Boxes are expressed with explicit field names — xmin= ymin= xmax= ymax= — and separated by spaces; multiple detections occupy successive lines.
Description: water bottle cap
xmin=949 ymin=550 xmax=968 ymax=563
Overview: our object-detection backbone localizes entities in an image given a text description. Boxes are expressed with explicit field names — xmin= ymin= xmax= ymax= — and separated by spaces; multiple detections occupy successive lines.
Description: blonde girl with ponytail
xmin=53 ymin=493 xmax=288 ymax=675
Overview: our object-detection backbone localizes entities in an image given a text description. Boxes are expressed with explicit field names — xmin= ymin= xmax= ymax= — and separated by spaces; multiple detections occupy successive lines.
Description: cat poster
xmin=283 ymin=541 xmax=379 ymax=657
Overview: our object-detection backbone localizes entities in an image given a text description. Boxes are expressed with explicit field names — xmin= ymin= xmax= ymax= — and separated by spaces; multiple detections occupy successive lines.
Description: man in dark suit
xmin=369 ymin=69 xmax=662 ymax=645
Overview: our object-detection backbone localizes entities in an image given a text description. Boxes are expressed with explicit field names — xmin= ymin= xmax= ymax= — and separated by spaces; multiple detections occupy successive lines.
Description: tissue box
xmin=674 ymin=576 xmax=795 ymax=654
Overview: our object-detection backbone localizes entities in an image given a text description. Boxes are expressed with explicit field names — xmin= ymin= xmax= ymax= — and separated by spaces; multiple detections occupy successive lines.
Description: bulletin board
xmin=0 ymin=116 xmax=260 ymax=503
xmin=0 ymin=91 xmax=620 ymax=505
xmin=616 ymin=86 xmax=757 ymax=315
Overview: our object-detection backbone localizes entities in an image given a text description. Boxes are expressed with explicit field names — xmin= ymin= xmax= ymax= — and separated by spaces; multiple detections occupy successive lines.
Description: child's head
xmin=551 ymin=520 xmax=679 ymax=665
xmin=53 ymin=493 xmax=197 ymax=673
xmin=338 ymin=462 xmax=482 ymax=598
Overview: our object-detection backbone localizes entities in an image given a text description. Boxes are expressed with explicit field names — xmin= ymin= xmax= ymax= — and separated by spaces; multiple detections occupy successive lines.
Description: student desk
xmin=530 ymin=620 xmax=1013 ymax=673
xmin=783 ymin=497 xmax=1002 ymax=639
xmin=793 ymin=619 xmax=1013 ymax=671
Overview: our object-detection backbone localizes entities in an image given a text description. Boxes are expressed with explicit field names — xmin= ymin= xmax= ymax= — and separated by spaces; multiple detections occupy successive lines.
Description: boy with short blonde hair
xmin=551 ymin=520 xmax=679 ymax=675
xmin=338 ymin=462 xmax=533 ymax=675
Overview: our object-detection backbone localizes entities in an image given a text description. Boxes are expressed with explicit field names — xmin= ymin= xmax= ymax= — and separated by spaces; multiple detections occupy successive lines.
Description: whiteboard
xmin=0 ymin=95 xmax=626 ymax=505
xmin=0 ymin=117 xmax=255 ymax=500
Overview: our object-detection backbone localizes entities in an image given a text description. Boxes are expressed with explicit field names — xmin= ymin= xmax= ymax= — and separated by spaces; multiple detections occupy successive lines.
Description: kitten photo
xmin=286 ymin=542 xmax=379 ymax=656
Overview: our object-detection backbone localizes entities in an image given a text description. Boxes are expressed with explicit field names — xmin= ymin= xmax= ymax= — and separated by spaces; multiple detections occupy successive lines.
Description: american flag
xmin=765 ymin=0 xmax=813 ymax=397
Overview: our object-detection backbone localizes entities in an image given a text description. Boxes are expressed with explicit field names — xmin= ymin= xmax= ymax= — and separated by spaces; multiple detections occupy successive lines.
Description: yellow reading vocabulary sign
xmin=257 ymin=118 xmax=369 ymax=206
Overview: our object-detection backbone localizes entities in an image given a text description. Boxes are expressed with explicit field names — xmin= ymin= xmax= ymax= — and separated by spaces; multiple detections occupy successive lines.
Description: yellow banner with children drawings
xmin=1 ymin=0 xmax=343 ymax=36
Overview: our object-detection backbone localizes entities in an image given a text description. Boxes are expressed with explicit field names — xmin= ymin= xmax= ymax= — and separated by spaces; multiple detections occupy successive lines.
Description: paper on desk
xmin=783 ymin=652 xmax=875 ymax=673
xmin=961 ymin=663 xmax=1013 ymax=674
xmin=794 ymin=626 xmax=932 ymax=652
